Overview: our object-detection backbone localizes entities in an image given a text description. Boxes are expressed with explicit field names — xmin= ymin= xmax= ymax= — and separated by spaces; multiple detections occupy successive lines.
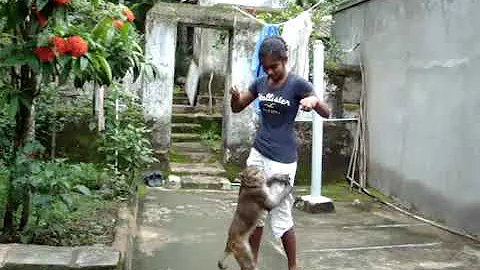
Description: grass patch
xmin=224 ymin=162 xmax=243 ymax=181
xmin=344 ymin=103 xmax=360 ymax=111
xmin=297 ymin=180 xmax=376 ymax=202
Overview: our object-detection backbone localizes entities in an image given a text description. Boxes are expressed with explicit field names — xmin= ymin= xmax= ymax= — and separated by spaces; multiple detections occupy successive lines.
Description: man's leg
xmin=281 ymin=227 xmax=297 ymax=270
xmin=249 ymin=226 xmax=263 ymax=263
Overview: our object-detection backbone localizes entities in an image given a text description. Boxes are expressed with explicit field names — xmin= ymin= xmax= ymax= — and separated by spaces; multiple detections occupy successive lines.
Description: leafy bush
xmin=0 ymin=91 xmax=15 ymax=163
xmin=97 ymin=84 xmax=157 ymax=190
xmin=11 ymin=153 xmax=114 ymax=244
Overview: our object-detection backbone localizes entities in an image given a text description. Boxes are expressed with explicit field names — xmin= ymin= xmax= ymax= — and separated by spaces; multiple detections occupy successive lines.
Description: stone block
xmin=295 ymin=195 xmax=335 ymax=214
xmin=0 ymin=245 xmax=10 ymax=267
xmin=170 ymin=162 xmax=226 ymax=176
xmin=72 ymin=246 xmax=120 ymax=269
xmin=3 ymin=244 xmax=73 ymax=270
xmin=181 ymin=175 xmax=231 ymax=190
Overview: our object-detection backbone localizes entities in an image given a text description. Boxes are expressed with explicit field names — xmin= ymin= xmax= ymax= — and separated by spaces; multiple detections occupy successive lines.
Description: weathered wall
xmin=295 ymin=70 xmax=361 ymax=185
xmin=223 ymin=28 xmax=259 ymax=165
xmin=199 ymin=0 xmax=285 ymax=8
xmin=194 ymin=27 xmax=229 ymax=97
xmin=144 ymin=18 xmax=177 ymax=157
xmin=333 ymin=0 xmax=480 ymax=235
xmin=145 ymin=2 xmax=261 ymax=167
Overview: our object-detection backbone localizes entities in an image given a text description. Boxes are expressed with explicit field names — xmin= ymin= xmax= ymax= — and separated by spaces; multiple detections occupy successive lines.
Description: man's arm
xmin=230 ymin=85 xmax=257 ymax=113
xmin=300 ymin=93 xmax=331 ymax=118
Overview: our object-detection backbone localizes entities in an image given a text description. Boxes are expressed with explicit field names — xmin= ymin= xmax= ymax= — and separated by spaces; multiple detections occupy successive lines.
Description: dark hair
xmin=259 ymin=36 xmax=288 ymax=62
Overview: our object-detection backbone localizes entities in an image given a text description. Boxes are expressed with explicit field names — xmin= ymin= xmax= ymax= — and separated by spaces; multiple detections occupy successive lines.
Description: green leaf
xmin=60 ymin=193 xmax=73 ymax=207
xmin=97 ymin=55 xmax=112 ymax=85
xmin=7 ymin=96 xmax=19 ymax=118
xmin=1 ymin=51 xmax=37 ymax=68
xmin=37 ymin=0 xmax=49 ymax=11
xmin=92 ymin=17 xmax=114 ymax=42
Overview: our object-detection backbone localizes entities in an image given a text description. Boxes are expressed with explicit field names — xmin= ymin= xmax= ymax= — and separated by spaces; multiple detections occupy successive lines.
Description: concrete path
xmin=132 ymin=187 xmax=480 ymax=270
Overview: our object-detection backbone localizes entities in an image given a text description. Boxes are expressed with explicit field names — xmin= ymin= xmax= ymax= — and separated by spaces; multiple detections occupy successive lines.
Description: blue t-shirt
xmin=248 ymin=73 xmax=314 ymax=163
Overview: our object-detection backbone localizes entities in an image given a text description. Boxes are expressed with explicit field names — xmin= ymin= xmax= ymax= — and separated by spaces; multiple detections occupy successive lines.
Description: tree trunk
xmin=3 ymin=66 xmax=37 ymax=233
xmin=3 ymin=98 xmax=35 ymax=232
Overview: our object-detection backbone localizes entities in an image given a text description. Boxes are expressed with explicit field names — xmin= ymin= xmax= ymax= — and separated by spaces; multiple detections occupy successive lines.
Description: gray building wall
xmin=333 ymin=0 xmax=480 ymax=236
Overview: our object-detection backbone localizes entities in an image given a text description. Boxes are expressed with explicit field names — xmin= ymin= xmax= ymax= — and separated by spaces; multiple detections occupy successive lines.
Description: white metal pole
xmin=311 ymin=40 xmax=325 ymax=197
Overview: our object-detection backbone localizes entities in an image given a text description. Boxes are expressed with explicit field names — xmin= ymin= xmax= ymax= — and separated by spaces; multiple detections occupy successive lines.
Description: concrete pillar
xmin=143 ymin=19 xmax=178 ymax=153
xmin=223 ymin=28 xmax=258 ymax=165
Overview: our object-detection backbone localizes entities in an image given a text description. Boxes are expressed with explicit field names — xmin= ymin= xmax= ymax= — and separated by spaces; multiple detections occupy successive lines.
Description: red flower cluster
xmin=122 ymin=8 xmax=135 ymax=22
xmin=113 ymin=19 xmax=125 ymax=30
xmin=67 ymin=36 xmax=89 ymax=58
xmin=34 ymin=35 xmax=89 ymax=62
xmin=34 ymin=47 xmax=55 ymax=63
xmin=51 ymin=36 xmax=70 ymax=56
xmin=53 ymin=0 xmax=71 ymax=5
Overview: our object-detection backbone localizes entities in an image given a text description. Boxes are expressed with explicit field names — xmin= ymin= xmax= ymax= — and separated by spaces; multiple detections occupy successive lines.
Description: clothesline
xmin=232 ymin=0 xmax=326 ymax=26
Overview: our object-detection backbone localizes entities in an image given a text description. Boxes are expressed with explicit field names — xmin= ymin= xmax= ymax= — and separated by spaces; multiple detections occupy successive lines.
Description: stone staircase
xmin=169 ymin=91 xmax=231 ymax=190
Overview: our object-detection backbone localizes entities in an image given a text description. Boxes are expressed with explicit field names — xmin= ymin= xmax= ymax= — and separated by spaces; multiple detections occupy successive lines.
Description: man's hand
xmin=299 ymin=96 xmax=317 ymax=112
xmin=230 ymin=85 xmax=240 ymax=101
xmin=229 ymin=85 xmax=256 ymax=113
xmin=300 ymin=96 xmax=331 ymax=118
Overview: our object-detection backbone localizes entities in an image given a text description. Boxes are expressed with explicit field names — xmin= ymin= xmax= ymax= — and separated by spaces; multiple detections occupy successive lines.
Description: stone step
xmin=170 ymin=162 xmax=226 ymax=176
xmin=173 ymin=91 xmax=188 ymax=98
xmin=171 ymin=142 xmax=210 ymax=153
xmin=172 ymin=104 xmax=222 ymax=114
xmin=181 ymin=151 xmax=215 ymax=163
xmin=171 ymin=133 xmax=201 ymax=142
xmin=180 ymin=175 xmax=231 ymax=190
xmin=172 ymin=95 xmax=224 ymax=106
xmin=171 ymin=123 xmax=202 ymax=133
xmin=172 ymin=113 xmax=222 ymax=125
xmin=173 ymin=96 xmax=190 ymax=105
xmin=196 ymin=95 xmax=224 ymax=106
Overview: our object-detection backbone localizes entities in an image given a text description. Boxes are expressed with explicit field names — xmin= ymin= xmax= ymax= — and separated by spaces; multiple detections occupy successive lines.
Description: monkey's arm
xmin=266 ymin=173 xmax=291 ymax=187
xmin=262 ymin=184 xmax=293 ymax=211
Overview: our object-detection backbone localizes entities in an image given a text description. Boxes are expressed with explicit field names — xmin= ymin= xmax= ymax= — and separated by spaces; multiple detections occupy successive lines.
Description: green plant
xmin=0 ymin=91 xmax=15 ymax=163
xmin=0 ymin=0 xmax=155 ymax=233
xmin=10 ymin=153 xmax=116 ymax=244
xmin=96 ymin=84 xmax=157 ymax=192
xmin=200 ymin=121 xmax=222 ymax=150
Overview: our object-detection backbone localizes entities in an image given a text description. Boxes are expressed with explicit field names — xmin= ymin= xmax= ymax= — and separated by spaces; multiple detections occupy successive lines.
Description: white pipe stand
xmin=297 ymin=40 xmax=335 ymax=213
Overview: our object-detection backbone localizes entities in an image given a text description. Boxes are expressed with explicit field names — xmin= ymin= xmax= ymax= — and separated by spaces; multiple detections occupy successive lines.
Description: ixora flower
xmin=53 ymin=0 xmax=71 ymax=5
xmin=34 ymin=47 xmax=55 ymax=63
xmin=113 ymin=19 xmax=125 ymax=30
xmin=51 ymin=36 xmax=70 ymax=56
xmin=67 ymin=36 xmax=89 ymax=58
xmin=122 ymin=8 xmax=135 ymax=22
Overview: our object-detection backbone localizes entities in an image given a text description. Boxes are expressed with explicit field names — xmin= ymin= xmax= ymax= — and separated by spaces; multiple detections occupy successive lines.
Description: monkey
xmin=218 ymin=165 xmax=293 ymax=270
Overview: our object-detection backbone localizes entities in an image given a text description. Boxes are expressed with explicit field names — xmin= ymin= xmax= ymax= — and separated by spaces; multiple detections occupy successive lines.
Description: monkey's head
xmin=239 ymin=166 xmax=265 ymax=188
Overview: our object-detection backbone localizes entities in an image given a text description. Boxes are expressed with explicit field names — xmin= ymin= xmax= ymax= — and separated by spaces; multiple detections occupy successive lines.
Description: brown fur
xmin=218 ymin=165 xmax=292 ymax=270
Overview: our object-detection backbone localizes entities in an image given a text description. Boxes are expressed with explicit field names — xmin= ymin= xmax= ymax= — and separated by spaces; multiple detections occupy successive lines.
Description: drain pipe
xmin=353 ymin=182 xmax=480 ymax=243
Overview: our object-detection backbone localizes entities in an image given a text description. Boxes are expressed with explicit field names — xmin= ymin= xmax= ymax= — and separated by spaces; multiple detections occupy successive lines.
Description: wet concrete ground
xmin=132 ymin=188 xmax=480 ymax=270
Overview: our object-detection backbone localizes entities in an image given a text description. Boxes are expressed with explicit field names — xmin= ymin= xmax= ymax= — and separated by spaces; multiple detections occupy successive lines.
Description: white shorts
xmin=246 ymin=148 xmax=297 ymax=238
